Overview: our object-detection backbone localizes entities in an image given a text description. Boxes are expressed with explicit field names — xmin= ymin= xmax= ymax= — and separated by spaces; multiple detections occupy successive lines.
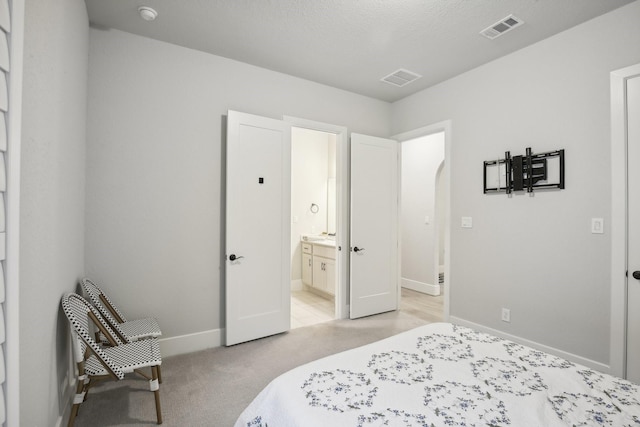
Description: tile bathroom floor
xmin=291 ymin=290 xmax=334 ymax=329
xmin=291 ymin=287 xmax=444 ymax=329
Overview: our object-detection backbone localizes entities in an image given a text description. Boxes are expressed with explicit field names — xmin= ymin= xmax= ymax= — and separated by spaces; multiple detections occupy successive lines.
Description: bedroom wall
xmin=86 ymin=28 xmax=389 ymax=351
xmin=20 ymin=0 xmax=88 ymax=425
xmin=401 ymin=133 xmax=445 ymax=293
xmin=391 ymin=0 xmax=640 ymax=366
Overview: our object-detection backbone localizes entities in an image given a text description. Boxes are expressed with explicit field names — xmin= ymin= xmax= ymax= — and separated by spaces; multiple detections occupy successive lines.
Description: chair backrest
xmin=81 ymin=278 xmax=130 ymax=337
xmin=61 ymin=293 xmax=125 ymax=379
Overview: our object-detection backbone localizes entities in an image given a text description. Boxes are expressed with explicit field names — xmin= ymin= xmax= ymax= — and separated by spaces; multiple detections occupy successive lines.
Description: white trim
xmin=611 ymin=63 xmax=640 ymax=379
xmin=450 ymin=317 xmax=611 ymax=373
xmin=54 ymin=376 xmax=74 ymax=427
xmin=159 ymin=328 xmax=223 ymax=357
xmin=401 ymin=278 xmax=440 ymax=296
xmin=283 ymin=116 xmax=349 ymax=319
xmin=6 ymin=1 xmax=25 ymax=425
xmin=392 ymin=120 xmax=452 ymax=322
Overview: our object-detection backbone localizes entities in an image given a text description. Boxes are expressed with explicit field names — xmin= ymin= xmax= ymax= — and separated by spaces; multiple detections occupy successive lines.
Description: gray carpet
xmin=71 ymin=310 xmax=432 ymax=427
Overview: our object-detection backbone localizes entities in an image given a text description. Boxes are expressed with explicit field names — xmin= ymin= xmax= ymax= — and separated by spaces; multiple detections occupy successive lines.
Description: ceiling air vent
xmin=381 ymin=69 xmax=422 ymax=87
xmin=480 ymin=15 xmax=524 ymax=40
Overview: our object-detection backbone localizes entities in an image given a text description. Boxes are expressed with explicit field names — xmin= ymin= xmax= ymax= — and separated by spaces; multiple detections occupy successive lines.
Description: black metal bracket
xmin=483 ymin=147 xmax=564 ymax=194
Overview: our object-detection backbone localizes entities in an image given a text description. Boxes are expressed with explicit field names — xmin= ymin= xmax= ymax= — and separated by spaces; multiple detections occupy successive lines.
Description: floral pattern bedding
xmin=235 ymin=323 xmax=640 ymax=427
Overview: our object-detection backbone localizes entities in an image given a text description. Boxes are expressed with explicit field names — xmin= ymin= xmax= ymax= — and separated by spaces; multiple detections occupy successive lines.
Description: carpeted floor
xmin=71 ymin=309 xmax=437 ymax=426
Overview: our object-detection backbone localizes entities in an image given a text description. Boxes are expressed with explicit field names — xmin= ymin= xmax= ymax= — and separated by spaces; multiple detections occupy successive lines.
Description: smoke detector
xmin=381 ymin=69 xmax=422 ymax=87
xmin=138 ymin=6 xmax=158 ymax=21
xmin=480 ymin=15 xmax=523 ymax=40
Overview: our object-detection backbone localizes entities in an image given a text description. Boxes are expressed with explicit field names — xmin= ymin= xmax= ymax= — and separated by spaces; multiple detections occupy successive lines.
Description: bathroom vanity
xmin=301 ymin=238 xmax=336 ymax=296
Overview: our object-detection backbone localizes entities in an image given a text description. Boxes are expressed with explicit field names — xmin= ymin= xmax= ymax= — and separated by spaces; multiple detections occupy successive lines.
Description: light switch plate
xmin=591 ymin=218 xmax=604 ymax=234
xmin=461 ymin=217 xmax=473 ymax=228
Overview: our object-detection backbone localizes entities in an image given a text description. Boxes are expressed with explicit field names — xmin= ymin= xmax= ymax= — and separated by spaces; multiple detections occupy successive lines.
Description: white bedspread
xmin=235 ymin=323 xmax=640 ymax=426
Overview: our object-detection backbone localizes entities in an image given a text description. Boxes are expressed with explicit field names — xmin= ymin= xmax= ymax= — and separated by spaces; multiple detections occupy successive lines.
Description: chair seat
xmin=86 ymin=339 xmax=162 ymax=377
xmin=120 ymin=317 xmax=162 ymax=341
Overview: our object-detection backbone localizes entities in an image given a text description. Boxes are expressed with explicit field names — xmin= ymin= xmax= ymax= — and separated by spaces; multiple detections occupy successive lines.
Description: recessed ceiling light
xmin=138 ymin=6 xmax=158 ymax=22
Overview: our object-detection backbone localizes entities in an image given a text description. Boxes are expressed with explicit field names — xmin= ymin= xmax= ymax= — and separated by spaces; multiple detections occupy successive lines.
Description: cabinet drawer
xmin=302 ymin=242 xmax=312 ymax=254
xmin=313 ymin=245 xmax=335 ymax=259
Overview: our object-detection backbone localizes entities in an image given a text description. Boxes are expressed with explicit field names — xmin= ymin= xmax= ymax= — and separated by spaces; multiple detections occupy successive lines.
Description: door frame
xmin=284 ymin=116 xmax=349 ymax=319
xmin=611 ymin=63 xmax=640 ymax=378
xmin=392 ymin=120 xmax=452 ymax=321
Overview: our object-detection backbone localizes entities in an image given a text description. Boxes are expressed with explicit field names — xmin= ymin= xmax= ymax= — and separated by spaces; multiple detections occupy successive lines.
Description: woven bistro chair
xmin=81 ymin=277 xmax=162 ymax=342
xmin=61 ymin=292 xmax=163 ymax=426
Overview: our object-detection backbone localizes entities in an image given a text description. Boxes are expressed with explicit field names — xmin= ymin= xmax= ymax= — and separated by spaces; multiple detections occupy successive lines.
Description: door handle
xmin=353 ymin=246 xmax=365 ymax=253
xmin=229 ymin=254 xmax=244 ymax=261
xmin=633 ymin=271 xmax=640 ymax=280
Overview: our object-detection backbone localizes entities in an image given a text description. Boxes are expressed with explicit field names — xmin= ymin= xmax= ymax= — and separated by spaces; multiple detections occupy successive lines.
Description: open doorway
xmin=290 ymin=127 xmax=338 ymax=328
xmin=399 ymin=131 xmax=446 ymax=322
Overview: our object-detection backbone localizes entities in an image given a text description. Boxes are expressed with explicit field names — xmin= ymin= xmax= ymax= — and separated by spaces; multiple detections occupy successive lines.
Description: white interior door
xmin=350 ymin=133 xmax=398 ymax=319
xmin=226 ymin=110 xmax=291 ymax=346
xmin=627 ymin=75 xmax=640 ymax=382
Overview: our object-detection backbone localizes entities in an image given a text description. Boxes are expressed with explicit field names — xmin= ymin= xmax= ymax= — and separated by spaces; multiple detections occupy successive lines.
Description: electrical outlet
xmin=501 ymin=308 xmax=511 ymax=323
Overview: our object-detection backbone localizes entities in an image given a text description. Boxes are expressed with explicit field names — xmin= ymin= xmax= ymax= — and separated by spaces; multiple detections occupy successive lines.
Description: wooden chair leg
xmin=68 ymin=375 xmax=89 ymax=427
xmin=157 ymin=365 xmax=162 ymax=384
xmin=68 ymin=402 xmax=80 ymax=427
xmin=151 ymin=365 xmax=163 ymax=424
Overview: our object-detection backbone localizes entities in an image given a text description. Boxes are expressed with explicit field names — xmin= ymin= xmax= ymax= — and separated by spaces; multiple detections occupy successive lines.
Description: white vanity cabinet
xmin=301 ymin=240 xmax=336 ymax=296
xmin=302 ymin=243 xmax=313 ymax=286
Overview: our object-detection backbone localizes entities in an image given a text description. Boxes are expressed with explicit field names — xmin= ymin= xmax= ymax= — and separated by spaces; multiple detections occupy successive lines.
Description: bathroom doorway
xmin=399 ymin=131 xmax=446 ymax=322
xmin=290 ymin=126 xmax=339 ymax=328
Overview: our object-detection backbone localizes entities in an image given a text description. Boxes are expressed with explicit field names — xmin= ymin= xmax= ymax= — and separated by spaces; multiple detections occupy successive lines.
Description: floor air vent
xmin=381 ymin=69 xmax=422 ymax=87
xmin=480 ymin=15 xmax=524 ymax=40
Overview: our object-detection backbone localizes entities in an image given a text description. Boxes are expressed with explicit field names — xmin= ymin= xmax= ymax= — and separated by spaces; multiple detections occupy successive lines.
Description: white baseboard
xmin=402 ymin=278 xmax=440 ymax=296
xmin=55 ymin=379 xmax=75 ymax=427
xmin=159 ymin=328 xmax=223 ymax=357
xmin=449 ymin=316 xmax=611 ymax=374
xmin=291 ymin=279 xmax=303 ymax=291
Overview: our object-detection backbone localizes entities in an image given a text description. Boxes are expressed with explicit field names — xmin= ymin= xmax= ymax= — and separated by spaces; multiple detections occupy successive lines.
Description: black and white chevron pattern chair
xmin=61 ymin=293 xmax=163 ymax=426
xmin=81 ymin=277 xmax=162 ymax=342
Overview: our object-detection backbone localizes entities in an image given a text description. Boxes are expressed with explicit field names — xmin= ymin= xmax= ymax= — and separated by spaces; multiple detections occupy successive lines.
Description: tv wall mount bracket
xmin=483 ymin=147 xmax=564 ymax=194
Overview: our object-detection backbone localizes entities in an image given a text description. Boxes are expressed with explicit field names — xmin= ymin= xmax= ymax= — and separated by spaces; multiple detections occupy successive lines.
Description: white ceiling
xmin=84 ymin=0 xmax=634 ymax=102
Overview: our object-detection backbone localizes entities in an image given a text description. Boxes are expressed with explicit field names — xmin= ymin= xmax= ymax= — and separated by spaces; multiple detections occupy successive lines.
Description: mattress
xmin=235 ymin=322 xmax=640 ymax=426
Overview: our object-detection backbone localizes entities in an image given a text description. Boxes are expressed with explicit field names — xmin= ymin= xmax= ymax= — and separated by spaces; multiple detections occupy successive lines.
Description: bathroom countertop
xmin=301 ymin=235 xmax=336 ymax=248
xmin=310 ymin=239 xmax=336 ymax=248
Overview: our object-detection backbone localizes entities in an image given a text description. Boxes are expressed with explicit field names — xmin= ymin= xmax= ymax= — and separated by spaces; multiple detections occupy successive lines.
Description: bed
xmin=235 ymin=322 xmax=640 ymax=426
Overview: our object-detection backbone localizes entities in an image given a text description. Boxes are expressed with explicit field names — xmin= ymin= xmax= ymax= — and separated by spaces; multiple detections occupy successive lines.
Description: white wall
xmin=401 ymin=133 xmax=444 ymax=293
xmin=20 ymin=0 xmax=88 ymax=425
xmin=291 ymin=127 xmax=330 ymax=281
xmin=391 ymin=1 xmax=640 ymax=366
xmin=86 ymin=28 xmax=389 ymax=348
